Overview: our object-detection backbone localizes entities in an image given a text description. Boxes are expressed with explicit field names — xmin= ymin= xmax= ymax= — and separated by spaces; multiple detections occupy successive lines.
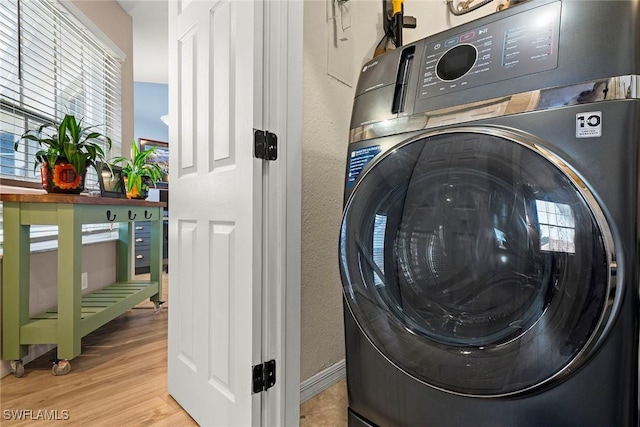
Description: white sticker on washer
xmin=576 ymin=111 xmax=602 ymax=138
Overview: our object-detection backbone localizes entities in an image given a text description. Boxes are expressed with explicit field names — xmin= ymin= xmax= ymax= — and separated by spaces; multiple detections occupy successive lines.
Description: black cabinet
xmin=135 ymin=188 xmax=168 ymax=274
xmin=134 ymin=221 xmax=152 ymax=274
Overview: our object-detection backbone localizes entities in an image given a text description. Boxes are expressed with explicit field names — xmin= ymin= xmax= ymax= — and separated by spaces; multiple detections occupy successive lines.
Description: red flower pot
xmin=40 ymin=158 xmax=87 ymax=194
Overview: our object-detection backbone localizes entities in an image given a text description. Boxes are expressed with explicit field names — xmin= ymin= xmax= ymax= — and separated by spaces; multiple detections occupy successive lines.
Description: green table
xmin=1 ymin=194 xmax=165 ymax=376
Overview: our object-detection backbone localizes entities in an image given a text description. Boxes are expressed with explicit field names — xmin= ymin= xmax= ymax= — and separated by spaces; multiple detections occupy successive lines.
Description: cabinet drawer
xmin=134 ymin=238 xmax=151 ymax=250
xmin=134 ymin=221 xmax=151 ymax=233
xmin=135 ymin=249 xmax=151 ymax=266
xmin=135 ymin=253 xmax=150 ymax=261
xmin=134 ymin=230 xmax=150 ymax=240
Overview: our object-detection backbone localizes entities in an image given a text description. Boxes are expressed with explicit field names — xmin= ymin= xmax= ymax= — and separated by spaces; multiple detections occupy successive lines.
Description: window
xmin=535 ymin=200 xmax=576 ymax=254
xmin=0 ymin=0 xmax=123 ymax=251
xmin=372 ymin=214 xmax=387 ymax=287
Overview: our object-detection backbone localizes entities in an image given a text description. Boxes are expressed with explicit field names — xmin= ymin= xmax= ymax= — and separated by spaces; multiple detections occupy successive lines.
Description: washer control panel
xmin=419 ymin=1 xmax=561 ymax=100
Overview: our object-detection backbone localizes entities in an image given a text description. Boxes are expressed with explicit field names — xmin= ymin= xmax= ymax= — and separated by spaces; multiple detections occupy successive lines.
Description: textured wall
xmin=301 ymin=0 xmax=380 ymax=381
xmin=300 ymin=0 xmax=498 ymax=381
xmin=300 ymin=61 xmax=349 ymax=381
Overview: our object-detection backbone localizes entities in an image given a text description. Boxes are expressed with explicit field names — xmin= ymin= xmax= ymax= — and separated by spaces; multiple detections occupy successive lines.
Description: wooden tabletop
xmin=0 ymin=193 xmax=166 ymax=207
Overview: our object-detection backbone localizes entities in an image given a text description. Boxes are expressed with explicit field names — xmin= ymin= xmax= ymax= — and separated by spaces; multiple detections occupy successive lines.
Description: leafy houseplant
xmin=16 ymin=114 xmax=112 ymax=194
xmin=110 ymin=140 xmax=164 ymax=199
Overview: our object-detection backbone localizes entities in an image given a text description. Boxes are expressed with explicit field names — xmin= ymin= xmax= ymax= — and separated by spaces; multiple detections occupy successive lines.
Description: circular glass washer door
xmin=339 ymin=127 xmax=617 ymax=397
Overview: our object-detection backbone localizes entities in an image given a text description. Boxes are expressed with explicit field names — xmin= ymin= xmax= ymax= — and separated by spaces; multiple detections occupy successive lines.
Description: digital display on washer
xmin=419 ymin=1 xmax=561 ymax=100
xmin=437 ymin=44 xmax=478 ymax=81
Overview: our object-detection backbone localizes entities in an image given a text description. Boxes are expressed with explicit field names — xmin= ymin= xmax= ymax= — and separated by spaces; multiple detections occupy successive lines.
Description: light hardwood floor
xmin=300 ymin=379 xmax=348 ymax=426
xmin=0 ymin=274 xmax=347 ymax=426
xmin=0 ymin=274 xmax=196 ymax=426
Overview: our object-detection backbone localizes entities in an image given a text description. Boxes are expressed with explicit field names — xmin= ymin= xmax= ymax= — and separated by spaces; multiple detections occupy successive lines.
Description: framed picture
xmin=98 ymin=163 xmax=126 ymax=198
xmin=139 ymin=138 xmax=169 ymax=184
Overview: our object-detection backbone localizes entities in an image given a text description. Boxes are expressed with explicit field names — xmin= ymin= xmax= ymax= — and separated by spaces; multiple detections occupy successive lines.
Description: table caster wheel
xmin=51 ymin=359 xmax=71 ymax=376
xmin=153 ymin=301 xmax=165 ymax=313
xmin=10 ymin=360 xmax=25 ymax=378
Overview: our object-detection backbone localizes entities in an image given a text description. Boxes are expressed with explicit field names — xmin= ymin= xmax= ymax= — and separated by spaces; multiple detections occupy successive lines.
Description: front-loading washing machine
xmin=339 ymin=1 xmax=640 ymax=426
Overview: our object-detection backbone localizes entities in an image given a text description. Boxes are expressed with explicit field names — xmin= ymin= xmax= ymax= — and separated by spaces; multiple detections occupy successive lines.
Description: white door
xmin=167 ymin=0 xmax=264 ymax=425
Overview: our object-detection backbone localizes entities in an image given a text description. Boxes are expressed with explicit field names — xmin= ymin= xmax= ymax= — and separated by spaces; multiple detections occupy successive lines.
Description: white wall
xmin=301 ymin=0 xmax=498 ymax=381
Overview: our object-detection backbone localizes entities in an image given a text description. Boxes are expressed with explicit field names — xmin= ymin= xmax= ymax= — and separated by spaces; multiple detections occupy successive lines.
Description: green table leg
xmin=56 ymin=204 xmax=82 ymax=360
xmin=149 ymin=208 xmax=163 ymax=303
xmin=1 ymin=202 xmax=29 ymax=360
xmin=117 ymin=222 xmax=132 ymax=282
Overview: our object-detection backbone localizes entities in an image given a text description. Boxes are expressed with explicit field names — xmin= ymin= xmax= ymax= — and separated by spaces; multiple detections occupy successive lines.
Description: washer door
xmin=339 ymin=127 xmax=617 ymax=397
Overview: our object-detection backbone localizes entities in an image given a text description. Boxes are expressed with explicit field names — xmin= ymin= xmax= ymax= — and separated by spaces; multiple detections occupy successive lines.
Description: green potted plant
xmin=110 ymin=140 xmax=164 ymax=199
xmin=16 ymin=114 xmax=112 ymax=194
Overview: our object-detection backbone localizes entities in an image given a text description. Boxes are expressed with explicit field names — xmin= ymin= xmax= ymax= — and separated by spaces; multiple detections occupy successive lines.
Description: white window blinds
xmin=0 ymin=0 xmax=122 ymax=185
xmin=0 ymin=0 xmax=123 ymax=251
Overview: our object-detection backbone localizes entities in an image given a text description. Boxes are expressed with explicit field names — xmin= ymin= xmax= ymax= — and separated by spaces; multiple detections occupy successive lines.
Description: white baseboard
xmin=300 ymin=359 xmax=346 ymax=404
xmin=0 ymin=344 xmax=56 ymax=378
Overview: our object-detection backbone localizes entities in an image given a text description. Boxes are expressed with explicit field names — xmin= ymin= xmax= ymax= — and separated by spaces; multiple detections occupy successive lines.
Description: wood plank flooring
xmin=0 ymin=273 xmax=347 ymax=426
xmin=0 ymin=273 xmax=195 ymax=426
xmin=300 ymin=379 xmax=348 ymax=426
